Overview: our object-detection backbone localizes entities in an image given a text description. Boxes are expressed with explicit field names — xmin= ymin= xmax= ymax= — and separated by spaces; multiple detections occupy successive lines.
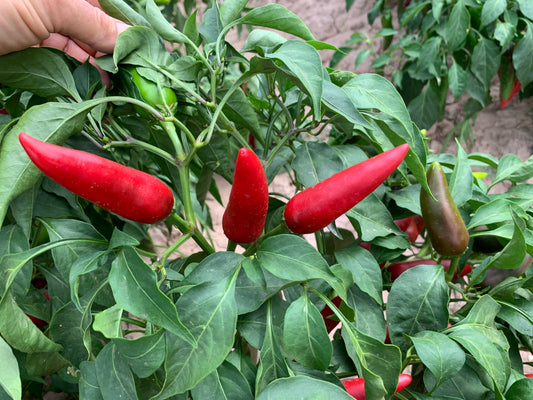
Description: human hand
xmin=0 ymin=0 xmax=128 ymax=61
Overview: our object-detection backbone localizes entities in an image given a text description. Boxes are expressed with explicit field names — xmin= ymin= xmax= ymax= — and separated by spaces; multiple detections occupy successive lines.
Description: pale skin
xmin=0 ymin=0 xmax=128 ymax=61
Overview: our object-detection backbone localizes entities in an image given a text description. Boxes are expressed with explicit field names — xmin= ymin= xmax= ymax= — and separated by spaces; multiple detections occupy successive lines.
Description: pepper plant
xmin=0 ymin=0 xmax=533 ymax=399
xmin=336 ymin=0 xmax=533 ymax=146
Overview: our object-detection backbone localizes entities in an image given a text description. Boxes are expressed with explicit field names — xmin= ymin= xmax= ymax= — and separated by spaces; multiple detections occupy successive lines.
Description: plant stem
xmin=167 ymin=213 xmax=215 ymax=254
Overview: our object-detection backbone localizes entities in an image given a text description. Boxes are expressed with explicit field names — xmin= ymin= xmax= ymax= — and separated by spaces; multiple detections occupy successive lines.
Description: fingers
xmin=42 ymin=0 xmax=129 ymax=54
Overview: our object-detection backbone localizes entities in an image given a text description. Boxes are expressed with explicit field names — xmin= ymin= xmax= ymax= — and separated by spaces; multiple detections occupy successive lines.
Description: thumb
xmin=43 ymin=0 xmax=129 ymax=54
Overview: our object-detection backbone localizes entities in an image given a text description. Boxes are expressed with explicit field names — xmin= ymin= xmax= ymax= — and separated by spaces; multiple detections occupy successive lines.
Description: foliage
xmin=0 ymin=0 xmax=532 ymax=399
xmin=337 ymin=0 xmax=533 ymax=145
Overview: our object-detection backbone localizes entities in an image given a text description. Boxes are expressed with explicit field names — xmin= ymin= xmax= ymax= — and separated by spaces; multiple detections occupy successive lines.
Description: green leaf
xmin=256 ymin=376 xmax=355 ymax=399
xmin=237 ymin=4 xmax=315 ymax=41
xmin=48 ymin=300 xmax=92 ymax=367
xmin=257 ymin=235 xmax=344 ymax=297
xmin=99 ymin=0 xmax=150 ymax=26
xmin=0 ymin=333 xmax=21 ymax=400
xmin=506 ymin=376 xmax=533 ymax=398
xmin=112 ymin=330 xmax=166 ymax=378
xmin=387 ymin=264 xmax=449 ymax=352
xmin=93 ymin=305 xmax=123 ymax=339
xmin=467 ymin=198 xmax=527 ymax=229
xmin=471 ymin=38 xmax=501 ymax=91
xmin=191 ymin=361 xmax=254 ymax=400
xmin=0 ymin=48 xmax=78 ymax=99
xmin=282 ymin=293 xmax=333 ymax=370
xmin=407 ymin=82 xmax=443 ymax=129
xmin=79 ymin=361 xmax=103 ymax=400
xmin=145 ymin=0 xmax=189 ymax=43
xmin=517 ymin=0 xmax=533 ymax=20
xmin=483 ymin=211 xmax=526 ymax=270
xmin=491 ymin=153 xmax=533 ymax=187
xmin=321 ymin=80 xmax=371 ymax=130
xmin=481 ymin=0 xmax=507 ymax=27
xmin=386 ymin=184 xmax=422 ymax=215
xmin=513 ymin=20 xmax=533 ymax=87
xmin=219 ymin=0 xmax=249 ymax=26
xmin=449 ymin=141 xmax=473 ymax=207
xmin=411 ymin=331 xmax=466 ymax=390
xmin=42 ymin=218 xmax=107 ymax=281
xmin=241 ymin=29 xmax=287 ymax=54
xmin=291 ymin=141 xmax=344 ymax=188
xmin=255 ymin=300 xmax=290 ymax=396
xmin=109 ymin=247 xmax=195 ymax=346
xmin=346 ymin=285 xmax=387 ymax=341
xmin=449 ymin=60 xmax=468 ymax=100
xmin=155 ymin=274 xmax=238 ymax=398
xmin=265 ymin=40 xmax=323 ymax=120
xmin=498 ymin=298 xmax=533 ymax=336
xmin=347 ymin=193 xmax=407 ymax=242
xmin=446 ymin=0 xmax=470 ymax=51
xmin=494 ymin=20 xmax=516 ymax=50
xmin=335 ymin=243 xmax=382 ymax=305
xmin=341 ymin=322 xmax=402 ymax=399
xmin=448 ymin=327 xmax=510 ymax=392
xmin=95 ymin=344 xmax=138 ymax=400
xmin=0 ymin=102 xmax=93 ymax=226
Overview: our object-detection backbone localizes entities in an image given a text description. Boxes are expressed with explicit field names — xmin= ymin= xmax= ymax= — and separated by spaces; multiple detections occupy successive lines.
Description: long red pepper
xmin=342 ymin=374 xmax=412 ymax=399
xmin=284 ymin=144 xmax=409 ymax=234
xmin=222 ymin=148 xmax=269 ymax=243
xmin=19 ymin=132 xmax=174 ymax=224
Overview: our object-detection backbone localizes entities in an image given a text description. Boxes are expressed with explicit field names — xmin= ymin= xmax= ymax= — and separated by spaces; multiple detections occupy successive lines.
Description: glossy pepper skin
xmin=284 ymin=144 xmax=409 ymax=234
xmin=342 ymin=374 xmax=412 ymax=399
xmin=19 ymin=133 xmax=174 ymax=224
xmin=127 ymin=67 xmax=177 ymax=109
xmin=420 ymin=162 xmax=469 ymax=256
xmin=387 ymin=259 xmax=472 ymax=282
xmin=222 ymin=148 xmax=269 ymax=243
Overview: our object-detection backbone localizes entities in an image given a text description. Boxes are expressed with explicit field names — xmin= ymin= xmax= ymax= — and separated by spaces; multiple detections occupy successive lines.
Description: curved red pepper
xmin=387 ymin=259 xmax=472 ymax=282
xmin=19 ymin=132 xmax=174 ymax=224
xmin=343 ymin=374 xmax=412 ymax=399
xmin=284 ymin=144 xmax=409 ymax=234
xmin=222 ymin=148 xmax=269 ymax=243
xmin=395 ymin=215 xmax=424 ymax=243
xmin=320 ymin=296 xmax=342 ymax=333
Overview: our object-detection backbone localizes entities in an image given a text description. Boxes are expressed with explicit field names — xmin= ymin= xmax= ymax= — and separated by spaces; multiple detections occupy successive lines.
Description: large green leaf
xmin=265 ymin=40 xmax=323 ymax=120
xmin=95 ymin=344 xmax=138 ymax=400
xmin=282 ymin=293 xmax=333 ymax=371
xmin=513 ymin=20 xmax=533 ymax=87
xmin=191 ymin=361 xmax=254 ymax=400
xmin=0 ymin=48 xmax=78 ymax=99
xmin=446 ymin=0 xmax=470 ymax=51
xmin=257 ymin=235 xmax=345 ymax=298
xmin=109 ymin=247 xmax=195 ymax=346
xmin=236 ymin=4 xmax=315 ymax=41
xmin=291 ymin=141 xmax=344 ymax=188
xmin=155 ymin=273 xmax=238 ymax=398
xmin=256 ymin=376 xmax=355 ymax=399
xmin=387 ymin=264 xmax=449 ymax=352
xmin=0 ymin=336 xmax=21 ymax=400
xmin=411 ymin=331 xmax=465 ymax=390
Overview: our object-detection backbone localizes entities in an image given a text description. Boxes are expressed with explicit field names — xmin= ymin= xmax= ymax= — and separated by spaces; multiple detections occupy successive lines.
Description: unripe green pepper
xmin=127 ymin=67 xmax=177 ymax=109
xmin=420 ymin=162 xmax=469 ymax=256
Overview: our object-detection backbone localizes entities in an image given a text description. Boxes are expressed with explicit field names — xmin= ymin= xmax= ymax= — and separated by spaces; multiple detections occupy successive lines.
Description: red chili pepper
xmin=320 ymin=296 xmax=342 ymax=332
xmin=395 ymin=215 xmax=424 ymax=243
xmin=19 ymin=132 xmax=174 ymax=224
xmin=525 ymin=374 xmax=533 ymax=378
xmin=0 ymin=108 xmax=8 ymax=115
xmin=387 ymin=259 xmax=472 ymax=282
xmin=222 ymin=148 xmax=269 ymax=243
xmin=500 ymin=77 xmax=521 ymax=109
xmin=343 ymin=374 xmax=412 ymax=399
xmin=284 ymin=144 xmax=409 ymax=234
